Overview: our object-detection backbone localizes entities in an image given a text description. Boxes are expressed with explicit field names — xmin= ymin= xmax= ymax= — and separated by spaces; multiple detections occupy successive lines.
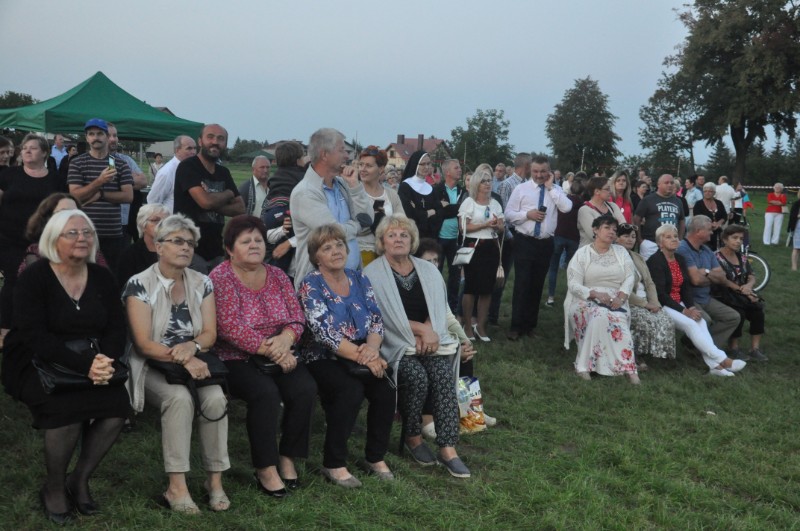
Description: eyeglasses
xmin=159 ymin=237 xmax=197 ymax=248
xmin=362 ymin=147 xmax=382 ymax=156
xmin=60 ymin=229 xmax=95 ymax=240
xmin=480 ymin=178 xmax=492 ymax=183
xmin=618 ymin=223 xmax=638 ymax=232
xmin=418 ymin=162 xmax=433 ymax=167
xmin=146 ymin=217 xmax=164 ymax=224
xmin=485 ymin=206 xmax=491 ymax=219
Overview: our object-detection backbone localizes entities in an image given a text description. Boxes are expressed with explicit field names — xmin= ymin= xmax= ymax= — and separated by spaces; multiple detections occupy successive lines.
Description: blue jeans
xmin=547 ymin=236 xmax=579 ymax=298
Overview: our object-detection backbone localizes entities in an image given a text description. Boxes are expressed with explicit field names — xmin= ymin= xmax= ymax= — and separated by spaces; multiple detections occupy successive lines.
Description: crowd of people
xmin=0 ymin=121 xmax=790 ymax=523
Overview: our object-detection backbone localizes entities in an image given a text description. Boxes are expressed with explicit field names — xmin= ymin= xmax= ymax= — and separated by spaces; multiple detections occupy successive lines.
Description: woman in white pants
xmin=763 ymin=182 xmax=787 ymax=245
xmin=645 ymin=224 xmax=746 ymax=377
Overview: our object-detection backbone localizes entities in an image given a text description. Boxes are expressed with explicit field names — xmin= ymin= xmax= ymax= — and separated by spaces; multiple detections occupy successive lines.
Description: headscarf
xmin=402 ymin=150 xmax=431 ymax=195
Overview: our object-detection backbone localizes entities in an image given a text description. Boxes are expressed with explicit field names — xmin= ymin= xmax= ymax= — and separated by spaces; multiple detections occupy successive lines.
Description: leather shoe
xmin=506 ymin=330 xmax=521 ymax=341
xmin=40 ymin=487 xmax=73 ymax=525
xmin=254 ymin=473 xmax=289 ymax=498
xmin=320 ymin=468 xmax=362 ymax=488
xmin=66 ymin=486 xmax=99 ymax=516
xmin=282 ymin=478 xmax=300 ymax=490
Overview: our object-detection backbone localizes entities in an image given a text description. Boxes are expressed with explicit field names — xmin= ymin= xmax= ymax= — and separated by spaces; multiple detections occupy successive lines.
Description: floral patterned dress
xmin=297 ymin=269 xmax=383 ymax=363
xmin=567 ymin=244 xmax=637 ymax=376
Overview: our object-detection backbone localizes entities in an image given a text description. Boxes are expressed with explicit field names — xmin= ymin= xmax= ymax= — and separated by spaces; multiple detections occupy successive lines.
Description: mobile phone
xmin=108 ymin=157 xmax=115 ymax=168
xmin=539 ymin=206 xmax=547 ymax=213
xmin=373 ymin=199 xmax=385 ymax=209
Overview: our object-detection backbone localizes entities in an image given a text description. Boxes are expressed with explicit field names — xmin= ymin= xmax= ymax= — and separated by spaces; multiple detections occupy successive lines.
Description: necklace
xmin=51 ymin=266 xmax=86 ymax=311
xmin=392 ymin=267 xmax=418 ymax=291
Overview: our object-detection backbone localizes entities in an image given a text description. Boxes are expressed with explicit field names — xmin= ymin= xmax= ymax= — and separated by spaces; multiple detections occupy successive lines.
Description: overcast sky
xmin=1 ymin=0 xmax=709 ymax=164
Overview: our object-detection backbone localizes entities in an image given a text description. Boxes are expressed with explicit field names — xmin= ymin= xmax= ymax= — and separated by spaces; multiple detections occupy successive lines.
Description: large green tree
xmin=662 ymin=0 xmax=800 ymax=184
xmin=0 ymin=91 xmax=36 ymax=109
xmin=450 ymin=109 xmax=514 ymax=171
xmin=546 ymin=77 xmax=621 ymax=174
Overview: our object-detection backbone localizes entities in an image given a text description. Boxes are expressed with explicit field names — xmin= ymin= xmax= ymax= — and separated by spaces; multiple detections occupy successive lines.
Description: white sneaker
xmin=421 ymin=422 xmax=437 ymax=440
xmin=709 ymin=368 xmax=735 ymax=377
xmin=483 ymin=414 xmax=497 ymax=427
xmin=727 ymin=359 xmax=747 ymax=373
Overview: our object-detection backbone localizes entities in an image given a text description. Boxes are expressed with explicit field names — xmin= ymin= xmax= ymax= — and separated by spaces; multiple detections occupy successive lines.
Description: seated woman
xmin=363 ymin=215 xmax=469 ymax=478
xmin=713 ymin=224 xmax=766 ymax=361
xmin=1 ymin=210 xmax=129 ymax=524
xmin=116 ymin=203 xmax=169 ymax=288
xmin=298 ymin=224 xmax=394 ymax=487
xmin=564 ymin=215 xmax=639 ymax=384
xmin=209 ymin=215 xmax=316 ymax=497
xmin=615 ymin=223 xmax=676 ymax=363
xmin=646 ymin=224 xmax=746 ymax=377
xmin=124 ymin=214 xmax=230 ymax=514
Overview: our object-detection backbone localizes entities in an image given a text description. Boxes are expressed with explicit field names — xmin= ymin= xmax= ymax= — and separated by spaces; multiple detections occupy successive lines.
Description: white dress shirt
xmin=504 ymin=180 xmax=572 ymax=238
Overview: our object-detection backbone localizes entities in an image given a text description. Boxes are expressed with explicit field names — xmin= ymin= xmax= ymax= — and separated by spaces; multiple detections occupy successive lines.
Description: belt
xmin=517 ymin=232 xmax=553 ymax=241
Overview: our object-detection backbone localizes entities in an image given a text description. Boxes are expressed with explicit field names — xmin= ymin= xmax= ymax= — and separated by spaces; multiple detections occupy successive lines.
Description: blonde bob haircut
xmin=469 ymin=163 xmax=493 ymax=199
xmin=39 ymin=209 xmax=98 ymax=264
xmin=654 ymin=223 xmax=679 ymax=246
xmin=374 ymin=214 xmax=419 ymax=256
xmin=307 ymin=223 xmax=348 ymax=267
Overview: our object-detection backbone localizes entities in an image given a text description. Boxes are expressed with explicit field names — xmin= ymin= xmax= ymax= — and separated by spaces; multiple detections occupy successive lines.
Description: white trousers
xmin=763 ymin=213 xmax=783 ymax=245
xmin=663 ymin=306 xmax=727 ymax=369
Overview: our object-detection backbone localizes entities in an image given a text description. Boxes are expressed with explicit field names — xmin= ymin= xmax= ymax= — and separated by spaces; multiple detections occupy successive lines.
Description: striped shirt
xmin=67 ymin=153 xmax=133 ymax=238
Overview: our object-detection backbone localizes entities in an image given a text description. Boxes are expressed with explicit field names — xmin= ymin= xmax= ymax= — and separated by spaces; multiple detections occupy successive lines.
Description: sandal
xmin=162 ymin=493 xmax=201 ymax=515
xmin=204 ymin=481 xmax=230 ymax=512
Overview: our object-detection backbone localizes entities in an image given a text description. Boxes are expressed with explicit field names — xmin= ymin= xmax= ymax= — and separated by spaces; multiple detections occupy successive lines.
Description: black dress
xmin=1 ymin=260 xmax=131 ymax=429
xmin=693 ymin=199 xmax=727 ymax=250
xmin=116 ymin=238 xmax=157 ymax=290
xmin=398 ymin=181 xmax=441 ymax=239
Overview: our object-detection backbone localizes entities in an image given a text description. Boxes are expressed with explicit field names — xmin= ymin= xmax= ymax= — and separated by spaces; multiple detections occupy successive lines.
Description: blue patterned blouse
xmin=298 ymin=269 xmax=383 ymax=363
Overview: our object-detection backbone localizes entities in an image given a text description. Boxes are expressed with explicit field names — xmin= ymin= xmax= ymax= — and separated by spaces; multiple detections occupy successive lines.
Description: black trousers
xmin=510 ymin=235 xmax=554 ymax=333
xmin=224 ymin=359 xmax=317 ymax=469
xmin=307 ymin=359 xmax=396 ymax=468
xmin=439 ymin=237 xmax=461 ymax=312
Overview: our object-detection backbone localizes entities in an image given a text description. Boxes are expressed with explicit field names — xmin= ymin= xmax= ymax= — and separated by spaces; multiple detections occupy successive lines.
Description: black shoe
xmin=254 ymin=473 xmax=289 ymax=498
xmin=39 ymin=487 xmax=73 ymax=525
xmin=66 ymin=474 xmax=100 ymax=516
xmin=282 ymin=478 xmax=301 ymax=490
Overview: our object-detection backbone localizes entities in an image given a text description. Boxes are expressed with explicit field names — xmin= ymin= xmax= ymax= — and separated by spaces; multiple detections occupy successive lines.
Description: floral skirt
xmin=571 ymin=300 xmax=637 ymax=376
xmin=629 ymin=305 xmax=676 ymax=359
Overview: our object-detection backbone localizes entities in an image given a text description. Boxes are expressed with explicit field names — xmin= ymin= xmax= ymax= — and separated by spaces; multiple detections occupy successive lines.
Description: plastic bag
xmin=458 ymin=376 xmax=487 ymax=434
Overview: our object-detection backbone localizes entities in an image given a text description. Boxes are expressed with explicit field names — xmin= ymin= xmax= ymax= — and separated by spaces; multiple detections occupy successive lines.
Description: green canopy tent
xmin=0 ymin=71 xmax=203 ymax=141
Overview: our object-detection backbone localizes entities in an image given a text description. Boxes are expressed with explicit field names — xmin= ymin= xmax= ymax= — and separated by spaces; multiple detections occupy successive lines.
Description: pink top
xmin=766 ymin=192 xmax=786 ymax=214
xmin=209 ymin=260 xmax=305 ymax=362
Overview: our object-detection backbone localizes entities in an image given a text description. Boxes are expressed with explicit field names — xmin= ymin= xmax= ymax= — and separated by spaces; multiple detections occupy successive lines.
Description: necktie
xmin=534 ymin=184 xmax=545 ymax=237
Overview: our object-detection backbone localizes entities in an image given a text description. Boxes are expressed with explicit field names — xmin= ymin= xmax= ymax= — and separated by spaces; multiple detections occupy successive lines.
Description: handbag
xmin=147 ymin=351 xmax=228 ymax=421
xmin=452 ymin=214 xmax=475 ymax=266
xmin=250 ymin=321 xmax=304 ymax=376
xmin=33 ymin=338 xmax=129 ymax=395
xmin=336 ymin=356 xmax=394 ymax=381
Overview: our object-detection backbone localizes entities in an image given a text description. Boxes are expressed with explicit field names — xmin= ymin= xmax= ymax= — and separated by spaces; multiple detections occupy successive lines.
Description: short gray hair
xmin=136 ymin=203 xmax=170 ymax=237
xmin=252 ymin=155 xmax=269 ymax=168
xmin=39 ymin=210 xmax=98 ymax=264
xmin=687 ymin=214 xmax=712 ymax=234
xmin=441 ymin=158 xmax=459 ymax=175
xmin=308 ymin=128 xmax=344 ymax=164
xmin=173 ymin=135 xmax=192 ymax=152
xmin=654 ymin=223 xmax=679 ymax=245
xmin=703 ymin=182 xmax=716 ymax=192
xmin=513 ymin=152 xmax=532 ymax=170
xmin=155 ymin=213 xmax=201 ymax=243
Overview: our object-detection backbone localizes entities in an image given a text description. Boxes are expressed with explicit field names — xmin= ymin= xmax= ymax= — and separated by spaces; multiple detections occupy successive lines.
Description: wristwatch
xmin=193 ymin=341 xmax=202 ymax=353
xmin=703 ymin=268 xmax=710 ymax=277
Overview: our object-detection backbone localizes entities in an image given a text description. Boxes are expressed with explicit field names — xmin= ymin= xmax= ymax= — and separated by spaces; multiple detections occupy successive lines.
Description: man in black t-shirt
xmin=632 ymin=173 xmax=686 ymax=260
xmin=174 ymin=124 xmax=244 ymax=266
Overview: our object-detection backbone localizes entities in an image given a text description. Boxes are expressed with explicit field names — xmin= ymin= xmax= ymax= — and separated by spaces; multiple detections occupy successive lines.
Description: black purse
xmin=147 ymin=351 xmax=228 ymax=421
xmin=336 ymin=356 xmax=393 ymax=382
xmin=32 ymin=338 xmax=129 ymax=395
xmin=249 ymin=322 xmax=303 ymax=377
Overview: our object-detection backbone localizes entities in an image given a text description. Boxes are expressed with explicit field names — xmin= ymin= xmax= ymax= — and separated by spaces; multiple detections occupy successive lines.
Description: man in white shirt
xmin=50 ymin=134 xmax=68 ymax=169
xmin=239 ymin=155 xmax=270 ymax=217
xmin=504 ymin=156 xmax=573 ymax=340
xmin=714 ymin=176 xmax=737 ymax=219
xmin=147 ymin=135 xmax=197 ymax=212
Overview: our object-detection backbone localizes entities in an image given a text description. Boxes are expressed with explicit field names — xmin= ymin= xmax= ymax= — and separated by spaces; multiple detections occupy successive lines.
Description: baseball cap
xmin=84 ymin=118 xmax=108 ymax=132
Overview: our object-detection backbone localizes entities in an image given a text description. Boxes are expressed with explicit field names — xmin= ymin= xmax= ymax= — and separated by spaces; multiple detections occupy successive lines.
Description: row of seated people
xmin=564 ymin=214 xmax=765 ymax=384
xmin=1 ymin=209 xmax=474 ymax=523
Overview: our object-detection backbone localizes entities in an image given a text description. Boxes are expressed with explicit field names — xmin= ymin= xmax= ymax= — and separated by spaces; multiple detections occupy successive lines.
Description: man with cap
xmin=68 ymin=118 xmax=134 ymax=270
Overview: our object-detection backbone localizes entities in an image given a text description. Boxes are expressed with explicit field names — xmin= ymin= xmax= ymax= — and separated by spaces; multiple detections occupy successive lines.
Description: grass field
xmin=1 ymin=190 xmax=798 ymax=529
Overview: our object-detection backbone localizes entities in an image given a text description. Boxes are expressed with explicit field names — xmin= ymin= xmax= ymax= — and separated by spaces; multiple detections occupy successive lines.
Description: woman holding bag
xmin=458 ymin=163 xmax=504 ymax=342
xmin=124 ymin=214 xmax=230 ymax=514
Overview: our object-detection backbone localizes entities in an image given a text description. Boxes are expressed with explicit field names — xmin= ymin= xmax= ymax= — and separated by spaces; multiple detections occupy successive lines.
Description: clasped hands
xmin=414 ymin=325 xmax=439 ymax=356
xmin=88 ymin=354 xmax=116 ymax=385
xmin=590 ymin=290 xmax=624 ymax=310
xmin=258 ymin=332 xmax=297 ymax=373
xmin=168 ymin=342 xmax=210 ymax=380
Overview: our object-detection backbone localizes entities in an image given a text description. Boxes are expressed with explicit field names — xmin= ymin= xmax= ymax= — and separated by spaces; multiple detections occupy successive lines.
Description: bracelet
xmin=282 ymin=328 xmax=297 ymax=343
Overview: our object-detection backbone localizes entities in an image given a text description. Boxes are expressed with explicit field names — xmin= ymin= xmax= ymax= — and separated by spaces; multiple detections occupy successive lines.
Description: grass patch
xmin=1 ymin=194 xmax=799 ymax=528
